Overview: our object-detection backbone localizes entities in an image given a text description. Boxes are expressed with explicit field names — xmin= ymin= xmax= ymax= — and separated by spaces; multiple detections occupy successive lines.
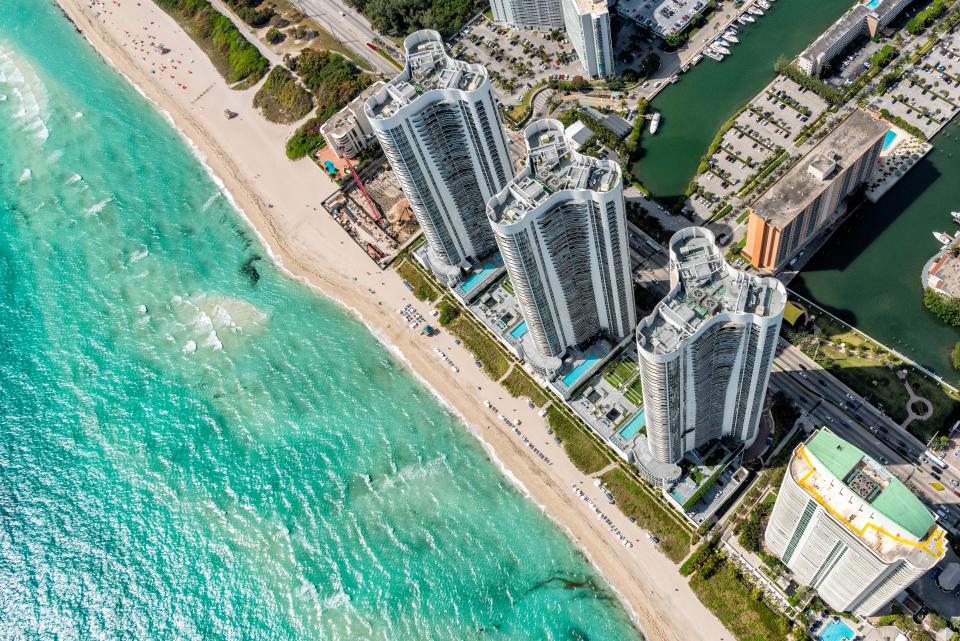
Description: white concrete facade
xmin=488 ymin=119 xmax=635 ymax=377
xmin=765 ymin=430 xmax=945 ymax=615
xmin=561 ymin=0 xmax=614 ymax=78
xmin=490 ymin=0 xmax=563 ymax=31
xmin=364 ymin=30 xmax=513 ymax=284
xmin=320 ymin=81 xmax=384 ymax=159
xmin=636 ymin=228 xmax=785 ymax=473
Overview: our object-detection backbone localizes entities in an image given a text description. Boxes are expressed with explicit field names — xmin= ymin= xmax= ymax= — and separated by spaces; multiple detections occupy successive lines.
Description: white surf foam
xmin=18 ymin=168 xmax=31 ymax=183
xmin=66 ymin=173 xmax=82 ymax=185
xmin=84 ymin=197 xmax=112 ymax=216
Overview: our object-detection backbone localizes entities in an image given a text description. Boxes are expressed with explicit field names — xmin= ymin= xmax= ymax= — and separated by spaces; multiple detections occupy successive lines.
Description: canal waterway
xmin=792 ymin=119 xmax=960 ymax=380
xmin=631 ymin=0 xmax=851 ymax=198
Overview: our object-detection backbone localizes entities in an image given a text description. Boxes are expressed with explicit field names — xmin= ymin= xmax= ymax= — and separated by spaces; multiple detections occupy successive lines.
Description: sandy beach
xmin=52 ymin=1 xmax=731 ymax=639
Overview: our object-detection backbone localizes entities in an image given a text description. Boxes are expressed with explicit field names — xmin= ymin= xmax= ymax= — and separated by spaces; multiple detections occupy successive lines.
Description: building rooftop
xmin=637 ymin=228 xmax=785 ymax=354
xmin=489 ymin=120 xmax=619 ymax=224
xmin=366 ymin=30 xmax=485 ymax=120
xmin=751 ymin=110 xmax=888 ymax=229
xmin=571 ymin=0 xmax=608 ymax=17
xmin=320 ymin=81 xmax=384 ymax=138
xmin=800 ymin=4 xmax=869 ymax=63
xmin=792 ymin=429 xmax=945 ymax=563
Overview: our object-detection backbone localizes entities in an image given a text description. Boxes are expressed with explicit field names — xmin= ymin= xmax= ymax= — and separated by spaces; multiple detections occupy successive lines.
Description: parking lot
xmin=872 ymin=30 xmax=960 ymax=138
xmin=615 ymin=0 xmax=709 ymax=38
xmin=450 ymin=18 xmax=584 ymax=108
xmin=686 ymin=76 xmax=830 ymax=221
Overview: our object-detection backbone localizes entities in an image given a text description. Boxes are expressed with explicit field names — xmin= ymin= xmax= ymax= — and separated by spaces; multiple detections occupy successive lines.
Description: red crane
xmin=344 ymin=156 xmax=383 ymax=225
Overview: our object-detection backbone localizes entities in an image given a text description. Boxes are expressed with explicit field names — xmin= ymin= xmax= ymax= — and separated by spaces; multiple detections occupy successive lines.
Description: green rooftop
xmin=805 ymin=429 xmax=935 ymax=540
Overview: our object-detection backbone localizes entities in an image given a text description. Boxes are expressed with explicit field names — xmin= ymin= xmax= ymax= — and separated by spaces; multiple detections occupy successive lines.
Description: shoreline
xmin=50 ymin=1 xmax=731 ymax=639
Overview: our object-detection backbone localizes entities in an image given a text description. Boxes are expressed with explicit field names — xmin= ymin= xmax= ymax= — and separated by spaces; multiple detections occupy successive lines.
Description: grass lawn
xmin=309 ymin=23 xmax=374 ymax=71
xmin=794 ymin=315 xmax=960 ymax=440
xmin=623 ymin=376 xmax=644 ymax=406
xmin=396 ymin=260 xmax=439 ymax=302
xmin=599 ymin=467 xmax=692 ymax=563
xmin=689 ymin=562 xmax=791 ymax=641
xmin=546 ymin=406 xmax=611 ymax=475
xmin=603 ymin=358 xmax=638 ymax=390
xmin=502 ymin=367 xmax=550 ymax=407
xmin=448 ymin=315 xmax=511 ymax=380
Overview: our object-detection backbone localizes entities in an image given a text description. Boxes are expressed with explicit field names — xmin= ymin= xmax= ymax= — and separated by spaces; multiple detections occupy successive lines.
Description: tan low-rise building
xmin=319 ymin=81 xmax=384 ymax=159
xmin=744 ymin=109 xmax=887 ymax=272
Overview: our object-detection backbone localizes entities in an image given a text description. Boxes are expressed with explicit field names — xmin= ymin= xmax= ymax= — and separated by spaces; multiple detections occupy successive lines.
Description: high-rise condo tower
xmin=635 ymin=227 xmax=785 ymax=482
xmin=488 ymin=119 xmax=635 ymax=378
xmin=364 ymin=30 xmax=513 ymax=285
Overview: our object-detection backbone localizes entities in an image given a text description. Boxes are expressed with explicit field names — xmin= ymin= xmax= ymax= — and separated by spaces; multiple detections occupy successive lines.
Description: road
xmin=289 ymin=0 xmax=400 ymax=75
xmin=770 ymin=342 xmax=960 ymax=530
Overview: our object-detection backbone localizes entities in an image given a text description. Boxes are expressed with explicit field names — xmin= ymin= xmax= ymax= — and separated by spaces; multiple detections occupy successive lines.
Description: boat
xmin=934 ymin=231 xmax=954 ymax=245
xmin=748 ymin=6 xmax=764 ymax=15
xmin=692 ymin=53 xmax=703 ymax=64
xmin=713 ymin=42 xmax=731 ymax=56
xmin=723 ymin=32 xmax=739 ymax=44
xmin=649 ymin=112 xmax=661 ymax=134
xmin=757 ymin=0 xmax=771 ymax=9
xmin=739 ymin=13 xmax=755 ymax=22
xmin=951 ymin=210 xmax=960 ymax=223
xmin=703 ymin=48 xmax=724 ymax=61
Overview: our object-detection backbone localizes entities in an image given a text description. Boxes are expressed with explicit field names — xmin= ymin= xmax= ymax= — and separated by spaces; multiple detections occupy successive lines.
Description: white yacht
xmin=739 ymin=13 xmax=755 ymax=23
xmin=934 ymin=231 xmax=955 ymax=245
xmin=951 ymin=211 xmax=960 ymax=223
xmin=649 ymin=112 xmax=661 ymax=134
xmin=722 ymin=32 xmax=739 ymax=44
xmin=748 ymin=5 xmax=764 ymax=16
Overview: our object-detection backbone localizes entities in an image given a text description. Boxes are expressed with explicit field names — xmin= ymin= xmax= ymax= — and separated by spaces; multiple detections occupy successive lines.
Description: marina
xmin=630 ymin=0 xmax=851 ymax=198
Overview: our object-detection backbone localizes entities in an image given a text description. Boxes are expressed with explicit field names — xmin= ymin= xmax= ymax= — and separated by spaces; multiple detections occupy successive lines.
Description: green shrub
xmin=253 ymin=66 xmax=313 ymax=123
xmin=437 ymin=299 xmax=460 ymax=325
xmin=344 ymin=0 xmax=485 ymax=38
xmin=907 ymin=0 xmax=948 ymax=34
xmin=285 ymin=115 xmax=326 ymax=159
xmin=290 ymin=49 xmax=371 ymax=122
xmin=924 ymin=288 xmax=960 ymax=327
xmin=265 ymin=26 xmax=285 ymax=44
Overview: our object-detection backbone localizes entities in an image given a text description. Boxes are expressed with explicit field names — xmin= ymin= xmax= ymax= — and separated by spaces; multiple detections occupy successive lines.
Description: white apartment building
xmin=561 ymin=0 xmax=614 ymax=78
xmin=320 ymin=81 xmax=385 ymax=159
xmin=490 ymin=0 xmax=563 ymax=31
xmin=634 ymin=227 xmax=785 ymax=483
xmin=487 ymin=119 xmax=635 ymax=378
xmin=766 ymin=429 xmax=946 ymax=615
xmin=798 ymin=0 xmax=916 ymax=76
xmin=364 ymin=30 xmax=513 ymax=284
xmin=489 ymin=0 xmax=613 ymax=78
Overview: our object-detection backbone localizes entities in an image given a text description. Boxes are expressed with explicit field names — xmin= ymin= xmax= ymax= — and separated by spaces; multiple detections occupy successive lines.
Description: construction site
xmin=320 ymin=157 xmax=420 ymax=268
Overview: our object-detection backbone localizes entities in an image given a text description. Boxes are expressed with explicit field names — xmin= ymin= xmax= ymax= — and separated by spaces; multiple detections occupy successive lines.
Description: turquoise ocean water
xmin=0 ymin=3 xmax=643 ymax=639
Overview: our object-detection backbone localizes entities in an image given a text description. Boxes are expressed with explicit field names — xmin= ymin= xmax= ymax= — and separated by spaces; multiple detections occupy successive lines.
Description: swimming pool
xmin=881 ymin=129 xmax=897 ymax=150
xmin=509 ymin=320 xmax=528 ymax=339
xmin=562 ymin=355 xmax=600 ymax=387
xmin=817 ymin=619 xmax=855 ymax=641
xmin=618 ymin=410 xmax=645 ymax=440
xmin=461 ymin=263 xmax=498 ymax=293
xmin=864 ymin=0 xmax=880 ymax=8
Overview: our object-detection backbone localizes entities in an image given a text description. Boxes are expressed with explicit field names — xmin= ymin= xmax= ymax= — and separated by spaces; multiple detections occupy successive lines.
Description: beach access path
xmin=54 ymin=2 xmax=731 ymax=639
